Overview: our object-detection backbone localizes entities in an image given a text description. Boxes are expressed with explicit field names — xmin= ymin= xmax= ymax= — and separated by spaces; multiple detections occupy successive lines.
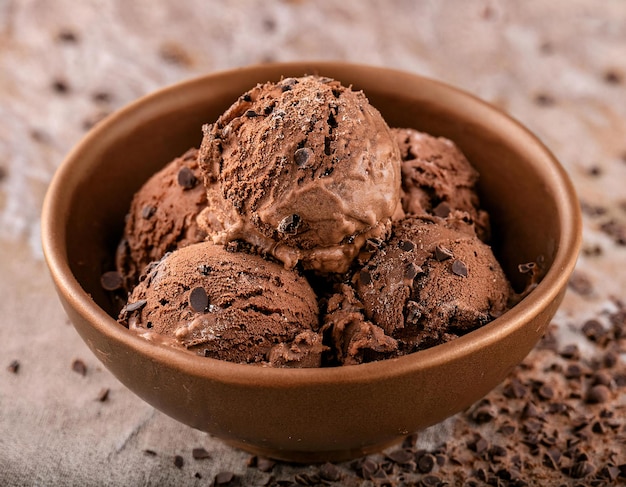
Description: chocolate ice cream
xmin=392 ymin=128 xmax=490 ymax=240
xmin=352 ymin=213 xmax=510 ymax=355
xmin=119 ymin=241 xmax=324 ymax=367
xmin=198 ymin=75 xmax=401 ymax=274
xmin=116 ymin=148 xmax=208 ymax=289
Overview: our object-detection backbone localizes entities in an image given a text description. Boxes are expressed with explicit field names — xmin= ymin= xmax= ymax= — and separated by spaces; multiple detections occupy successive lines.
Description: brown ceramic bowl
xmin=41 ymin=62 xmax=581 ymax=463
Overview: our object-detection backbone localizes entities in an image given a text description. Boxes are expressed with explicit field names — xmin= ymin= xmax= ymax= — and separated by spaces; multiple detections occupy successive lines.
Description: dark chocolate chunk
xmin=277 ymin=214 xmax=301 ymax=235
xmin=72 ymin=359 xmax=87 ymax=376
xmin=8 ymin=359 xmax=19 ymax=374
xmin=405 ymin=263 xmax=423 ymax=281
xmin=586 ymin=384 xmax=610 ymax=404
xmin=433 ymin=201 xmax=452 ymax=218
xmin=96 ymin=388 xmax=110 ymax=402
xmin=417 ymin=453 xmax=436 ymax=473
xmin=214 ymin=472 xmax=235 ymax=485
xmin=451 ymin=260 xmax=468 ymax=277
xmin=569 ymin=460 xmax=595 ymax=478
xmin=399 ymin=239 xmax=415 ymax=251
xmin=100 ymin=271 xmax=123 ymax=291
xmin=177 ymin=166 xmax=198 ymax=189
xmin=125 ymin=300 xmax=147 ymax=313
xmin=174 ymin=455 xmax=184 ymax=468
xmin=294 ymin=147 xmax=313 ymax=167
xmin=192 ymin=447 xmax=211 ymax=460
xmin=434 ymin=245 xmax=453 ymax=261
xmin=319 ymin=462 xmax=342 ymax=481
xmin=189 ymin=287 xmax=209 ymax=313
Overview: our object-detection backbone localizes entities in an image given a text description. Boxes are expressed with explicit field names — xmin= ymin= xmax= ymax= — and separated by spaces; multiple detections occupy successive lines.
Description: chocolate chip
xmin=582 ymin=319 xmax=605 ymax=342
xmin=569 ymin=460 xmax=595 ymax=478
xmin=141 ymin=205 xmax=156 ymax=219
xmin=417 ymin=453 xmax=436 ymax=473
xmin=144 ymin=449 xmax=157 ymax=456
xmin=125 ymin=300 xmax=147 ymax=313
xmin=214 ymin=472 xmax=235 ymax=485
xmin=72 ymin=359 xmax=87 ymax=376
xmin=177 ymin=166 xmax=198 ymax=189
xmin=451 ymin=260 xmax=468 ymax=277
xmin=568 ymin=272 xmax=593 ymax=295
xmin=405 ymin=263 xmax=423 ymax=281
xmin=96 ymin=388 xmax=110 ymax=402
xmin=433 ymin=201 xmax=452 ymax=218
xmin=277 ymin=214 xmax=301 ymax=235
xmin=92 ymin=91 xmax=112 ymax=104
xmin=57 ymin=29 xmax=79 ymax=43
xmin=560 ymin=344 xmax=580 ymax=360
xmin=469 ymin=436 xmax=489 ymax=454
xmin=434 ymin=245 xmax=453 ymax=261
xmin=604 ymin=69 xmax=623 ymax=84
xmin=100 ymin=271 xmax=123 ymax=291
xmin=189 ymin=287 xmax=209 ymax=313
xmin=319 ymin=462 xmax=342 ymax=481
xmin=174 ymin=455 xmax=184 ymax=468
xmin=537 ymin=384 xmax=554 ymax=400
xmin=192 ymin=447 xmax=211 ymax=460
xmin=245 ymin=110 xmax=258 ymax=118
xmin=586 ymin=384 xmax=610 ymax=404
xmin=386 ymin=449 xmax=413 ymax=465
xmin=399 ymin=239 xmax=415 ymax=251
xmin=7 ymin=359 xmax=19 ymax=374
xmin=294 ymin=147 xmax=313 ymax=167
xmin=52 ymin=79 xmax=70 ymax=94
xmin=534 ymin=93 xmax=556 ymax=106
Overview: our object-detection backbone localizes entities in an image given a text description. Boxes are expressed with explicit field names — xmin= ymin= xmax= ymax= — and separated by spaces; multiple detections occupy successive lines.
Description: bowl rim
xmin=41 ymin=61 xmax=582 ymax=387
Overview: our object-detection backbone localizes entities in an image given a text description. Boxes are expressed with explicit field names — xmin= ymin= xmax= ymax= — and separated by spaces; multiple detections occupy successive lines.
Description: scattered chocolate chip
xmin=319 ymin=462 xmax=342 ymax=481
xmin=174 ymin=455 xmax=184 ymax=468
xmin=586 ymin=384 xmax=610 ymax=404
xmin=600 ymin=219 xmax=626 ymax=245
xmin=57 ymin=29 xmax=79 ymax=43
xmin=399 ymin=239 xmax=415 ymax=251
xmin=434 ymin=245 xmax=453 ymax=261
xmin=294 ymin=147 xmax=313 ymax=167
xmin=125 ymin=300 xmax=147 ymax=313
xmin=7 ymin=359 xmax=19 ymax=374
xmin=192 ymin=447 xmax=211 ymax=460
xmin=177 ymin=166 xmax=198 ymax=189
xmin=603 ymin=69 xmax=623 ymax=85
xmin=100 ymin=271 xmax=123 ymax=291
xmin=405 ymin=262 xmax=423 ymax=281
xmin=537 ymin=384 xmax=554 ymax=400
xmin=582 ymin=319 xmax=605 ymax=342
xmin=214 ymin=471 xmax=236 ymax=485
xmin=194 ymin=472 xmax=202 ymax=479
xmin=96 ymin=388 xmax=110 ymax=402
xmin=469 ymin=436 xmax=489 ymax=454
xmin=451 ymin=260 xmax=468 ymax=277
xmin=417 ymin=453 xmax=436 ymax=473
xmin=433 ymin=201 xmax=452 ymax=218
xmin=569 ymin=460 xmax=595 ymax=478
xmin=277 ymin=214 xmax=301 ymax=235
xmin=386 ymin=449 xmax=413 ymax=465
xmin=52 ymin=79 xmax=70 ymax=94
xmin=245 ymin=110 xmax=258 ymax=118
xmin=72 ymin=359 xmax=87 ymax=376
xmin=568 ymin=272 xmax=593 ymax=295
xmin=144 ymin=449 xmax=157 ymax=456
xmin=189 ymin=287 xmax=209 ymax=313
xmin=141 ymin=205 xmax=156 ymax=219
xmin=560 ymin=344 xmax=580 ymax=360
xmin=534 ymin=93 xmax=556 ymax=106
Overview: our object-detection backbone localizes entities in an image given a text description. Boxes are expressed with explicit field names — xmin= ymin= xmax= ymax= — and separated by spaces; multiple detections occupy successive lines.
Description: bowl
xmin=41 ymin=62 xmax=581 ymax=463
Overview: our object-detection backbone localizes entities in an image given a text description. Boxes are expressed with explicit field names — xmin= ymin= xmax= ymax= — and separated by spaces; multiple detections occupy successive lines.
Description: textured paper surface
xmin=1 ymin=1 xmax=625 ymax=485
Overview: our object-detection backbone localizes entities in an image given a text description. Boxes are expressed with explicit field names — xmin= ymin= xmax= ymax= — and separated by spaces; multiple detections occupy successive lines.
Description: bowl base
xmin=223 ymin=436 xmax=405 ymax=463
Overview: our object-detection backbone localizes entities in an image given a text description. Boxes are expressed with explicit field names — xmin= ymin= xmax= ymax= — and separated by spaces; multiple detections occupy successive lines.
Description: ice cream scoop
xmin=392 ymin=128 xmax=490 ymax=241
xmin=118 ymin=241 xmax=323 ymax=367
xmin=198 ymin=75 xmax=401 ymax=273
xmin=116 ymin=148 xmax=208 ymax=289
xmin=353 ymin=214 xmax=510 ymax=354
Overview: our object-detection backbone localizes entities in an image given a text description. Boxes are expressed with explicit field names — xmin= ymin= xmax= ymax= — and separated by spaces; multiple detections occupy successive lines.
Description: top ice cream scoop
xmin=198 ymin=75 xmax=401 ymax=273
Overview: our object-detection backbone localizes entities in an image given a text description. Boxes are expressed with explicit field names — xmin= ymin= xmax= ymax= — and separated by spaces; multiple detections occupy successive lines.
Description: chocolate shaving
xmin=189 ymin=287 xmax=209 ymax=313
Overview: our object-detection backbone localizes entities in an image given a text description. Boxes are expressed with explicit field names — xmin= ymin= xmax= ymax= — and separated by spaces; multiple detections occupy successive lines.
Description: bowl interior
xmin=43 ymin=62 xmax=581 ymax=461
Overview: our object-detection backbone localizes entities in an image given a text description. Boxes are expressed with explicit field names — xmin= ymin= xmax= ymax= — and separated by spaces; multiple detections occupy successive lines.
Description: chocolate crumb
xmin=8 ymin=359 xmax=19 ymax=374
xmin=189 ymin=287 xmax=209 ymax=313
xmin=100 ymin=271 xmax=123 ymax=291
xmin=451 ymin=260 xmax=468 ymax=277
xmin=294 ymin=147 xmax=313 ymax=167
xmin=96 ymin=388 xmax=110 ymax=402
xmin=71 ymin=359 xmax=87 ymax=376
xmin=174 ymin=455 xmax=184 ymax=468
xmin=192 ymin=447 xmax=211 ymax=460
xmin=177 ymin=167 xmax=198 ymax=189
xmin=434 ymin=245 xmax=453 ymax=261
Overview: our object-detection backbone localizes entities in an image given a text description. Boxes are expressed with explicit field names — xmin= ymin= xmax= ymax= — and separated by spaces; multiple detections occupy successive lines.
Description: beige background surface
xmin=1 ymin=1 xmax=625 ymax=485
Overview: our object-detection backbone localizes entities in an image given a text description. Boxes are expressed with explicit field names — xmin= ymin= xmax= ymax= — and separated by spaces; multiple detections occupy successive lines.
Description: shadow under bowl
xmin=41 ymin=62 xmax=581 ymax=463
